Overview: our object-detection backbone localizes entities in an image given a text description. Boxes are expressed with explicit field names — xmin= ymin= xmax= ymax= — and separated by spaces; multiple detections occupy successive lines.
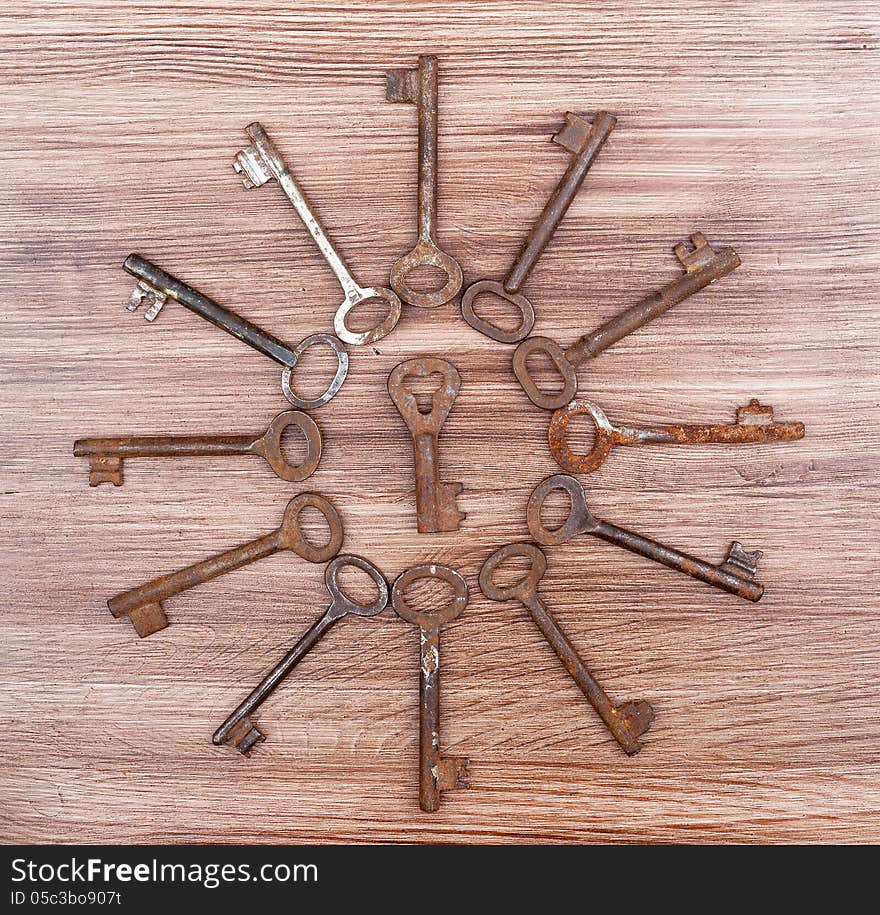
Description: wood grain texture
xmin=1 ymin=0 xmax=878 ymax=844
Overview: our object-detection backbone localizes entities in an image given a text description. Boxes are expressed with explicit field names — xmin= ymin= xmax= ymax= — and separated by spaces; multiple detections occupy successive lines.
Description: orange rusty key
xmin=387 ymin=357 xmax=465 ymax=533
xmin=74 ymin=410 xmax=322 ymax=486
xmin=480 ymin=542 xmax=654 ymax=755
xmin=107 ymin=493 xmax=344 ymax=638
xmin=548 ymin=399 xmax=806 ymax=474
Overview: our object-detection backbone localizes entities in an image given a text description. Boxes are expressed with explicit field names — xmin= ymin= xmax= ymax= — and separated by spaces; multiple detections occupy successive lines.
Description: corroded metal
xmin=387 ymin=55 xmax=463 ymax=308
xmin=480 ymin=542 xmax=653 ymax=755
xmin=548 ymin=399 xmax=806 ymax=473
xmin=234 ymin=122 xmax=402 ymax=346
xmin=74 ymin=410 xmax=322 ymax=486
xmin=107 ymin=493 xmax=345 ymax=637
xmin=387 ymin=357 xmax=465 ymax=533
xmin=526 ymin=473 xmax=764 ymax=602
xmin=461 ymin=111 xmax=617 ymax=343
xmin=124 ymin=255 xmax=349 ymax=409
xmin=214 ymin=554 xmax=389 ymax=754
xmin=512 ymin=232 xmax=741 ymax=409
xmin=392 ymin=564 xmax=469 ymax=812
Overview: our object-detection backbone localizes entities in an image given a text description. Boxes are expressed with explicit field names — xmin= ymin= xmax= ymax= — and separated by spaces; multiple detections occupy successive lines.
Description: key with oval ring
xmin=74 ymin=410 xmax=322 ymax=487
xmin=392 ymin=564 xmax=469 ymax=812
xmin=512 ymin=232 xmax=741 ymax=409
xmin=107 ymin=493 xmax=344 ymax=637
xmin=124 ymin=255 xmax=348 ymax=410
xmin=549 ymin=398 xmax=806 ymax=474
xmin=213 ymin=554 xmax=389 ymax=754
xmin=387 ymin=357 xmax=465 ymax=533
xmin=480 ymin=542 xmax=653 ymax=755
xmin=233 ymin=122 xmax=402 ymax=346
xmin=527 ymin=473 xmax=764 ymax=602
xmin=461 ymin=110 xmax=617 ymax=343
xmin=386 ymin=55 xmax=463 ymax=308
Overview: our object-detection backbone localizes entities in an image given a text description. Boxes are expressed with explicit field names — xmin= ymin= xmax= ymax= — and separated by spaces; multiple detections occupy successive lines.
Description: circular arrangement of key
xmin=74 ymin=55 xmax=806 ymax=813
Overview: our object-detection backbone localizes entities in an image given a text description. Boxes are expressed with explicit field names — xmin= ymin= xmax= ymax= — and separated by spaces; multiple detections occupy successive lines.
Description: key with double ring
xmin=392 ymin=564 xmax=469 ymax=812
xmin=107 ymin=493 xmax=344 ymax=637
xmin=213 ymin=554 xmax=389 ymax=754
xmin=74 ymin=410 xmax=322 ymax=487
xmin=527 ymin=473 xmax=764 ymax=602
xmin=386 ymin=55 xmax=463 ymax=308
xmin=512 ymin=232 xmax=741 ymax=409
xmin=387 ymin=357 xmax=465 ymax=533
xmin=549 ymin=398 xmax=806 ymax=473
xmin=124 ymin=255 xmax=348 ymax=410
xmin=233 ymin=122 xmax=402 ymax=346
xmin=480 ymin=542 xmax=653 ymax=755
xmin=461 ymin=110 xmax=617 ymax=343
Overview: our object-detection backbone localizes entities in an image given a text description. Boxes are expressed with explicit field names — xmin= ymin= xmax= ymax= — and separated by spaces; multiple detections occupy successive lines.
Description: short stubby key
xmin=480 ymin=542 xmax=654 ymax=755
xmin=527 ymin=473 xmax=764 ymax=602
xmin=512 ymin=232 xmax=741 ymax=409
xmin=233 ymin=122 xmax=402 ymax=346
xmin=387 ymin=357 xmax=465 ymax=533
xmin=74 ymin=409 xmax=322 ymax=486
xmin=392 ymin=564 xmax=469 ymax=812
xmin=461 ymin=111 xmax=617 ymax=343
xmin=549 ymin=398 xmax=806 ymax=473
xmin=386 ymin=55 xmax=463 ymax=308
xmin=124 ymin=254 xmax=348 ymax=410
xmin=213 ymin=554 xmax=389 ymax=754
xmin=107 ymin=493 xmax=344 ymax=638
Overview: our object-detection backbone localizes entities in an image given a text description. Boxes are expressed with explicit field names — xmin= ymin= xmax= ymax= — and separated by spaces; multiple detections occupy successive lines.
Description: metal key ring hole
xmin=325 ymin=554 xmax=389 ymax=617
xmin=512 ymin=336 xmax=577 ymax=411
xmin=334 ymin=287 xmax=402 ymax=347
xmin=460 ymin=279 xmax=535 ymax=344
xmin=391 ymin=564 xmax=468 ymax=628
xmin=260 ymin=411 xmax=322 ymax=482
xmin=282 ymin=333 xmax=349 ymax=410
xmin=279 ymin=493 xmax=344 ymax=562
xmin=526 ymin=474 xmax=593 ymax=545
xmin=390 ymin=244 xmax=463 ymax=309
xmin=479 ymin=543 xmax=546 ymax=602
xmin=548 ymin=401 xmax=613 ymax=474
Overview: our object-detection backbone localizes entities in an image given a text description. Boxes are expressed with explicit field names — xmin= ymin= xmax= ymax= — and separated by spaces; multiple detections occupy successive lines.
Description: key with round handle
xmin=548 ymin=398 xmax=806 ymax=473
xmin=213 ymin=554 xmax=389 ymax=754
xmin=480 ymin=542 xmax=654 ymax=755
xmin=512 ymin=232 xmax=741 ymax=410
xmin=107 ymin=493 xmax=344 ymax=638
xmin=527 ymin=473 xmax=764 ymax=602
xmin=392 ymin=564 xmax=470 ymax=812
xmin=74 ymin=410 xmax=322 ymax=486
xmin=233 ymin=122 xmax=402 ymax=346
xmin=124 ymin=255 xmax=348 ymax=410
xmin=461 ymin=110 xmax=617 ymax=343
xmin=386 ymin=55 xmax=463 ymax=308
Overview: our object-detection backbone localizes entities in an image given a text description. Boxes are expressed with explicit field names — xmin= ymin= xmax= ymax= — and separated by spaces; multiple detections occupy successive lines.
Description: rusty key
xmin=549 ymin=398 xmax=806 ymax=474
xmin=386 ymin=55 xmax=463 ymax=308
xmin=513 ymin=232 xmax=741 ymax=409
xmin=392 ymin=564 xmax=469 ymax=812
xmin=74 ymin=410 xmax=322 ymax=486
xmin=461 ymin=111 xmax=617 ymax=343
xmin=107 ymin=493 xmax=344 ymax=637
xmin=480 ymin=542 xmax=653 ymax=755
xmin=233 ymin=122 xmax=402 ymax=346
xmin=213 ymin=554 xmax=389 ymax=754
xmin=527 ymin=474 xmax=764 ymax=602
xmin=387 ymin=357 xmax=465 ymax=533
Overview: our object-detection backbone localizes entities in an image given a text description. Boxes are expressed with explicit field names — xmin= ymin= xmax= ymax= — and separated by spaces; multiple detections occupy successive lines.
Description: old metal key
xmin=513 ymin=232 xmax=741 ymax=409
xmin=549 ymin=398 xmax=806 ymax=474
xmin=74 ymin=410 xmax=322 ymax=486
xmin=386 ymin=55 xmax=463 ymax=308
xmin=387 ymin=357 xmax=465 ymax=533
xmin=392 ymin=564 xmax=469 ymax=812
xmin=124 ymin=255 xmax=348 ymax=410
xmin=233 ymin=122 xmax=402 ymax=346
xmin=527 ymin=474 xmax=764 ymax=602
xmin=480 ymin=543 xmax=653 ymax=755
xmin=461 ymin=110 xmax=617 ymax=343
xmin=213 ymin=554 xmax=389 ymax=754
xmin=107 ymin=493 xmax=344 ymax=637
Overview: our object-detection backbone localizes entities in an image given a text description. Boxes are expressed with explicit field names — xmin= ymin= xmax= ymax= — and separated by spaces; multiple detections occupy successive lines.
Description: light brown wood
xmin=1 ymin=0 xmax=878 ymax=845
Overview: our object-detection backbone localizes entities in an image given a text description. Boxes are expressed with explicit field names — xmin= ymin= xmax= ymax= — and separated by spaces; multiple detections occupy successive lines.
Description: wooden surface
xmin=2 ymin=0 xmax=878 ymax=845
